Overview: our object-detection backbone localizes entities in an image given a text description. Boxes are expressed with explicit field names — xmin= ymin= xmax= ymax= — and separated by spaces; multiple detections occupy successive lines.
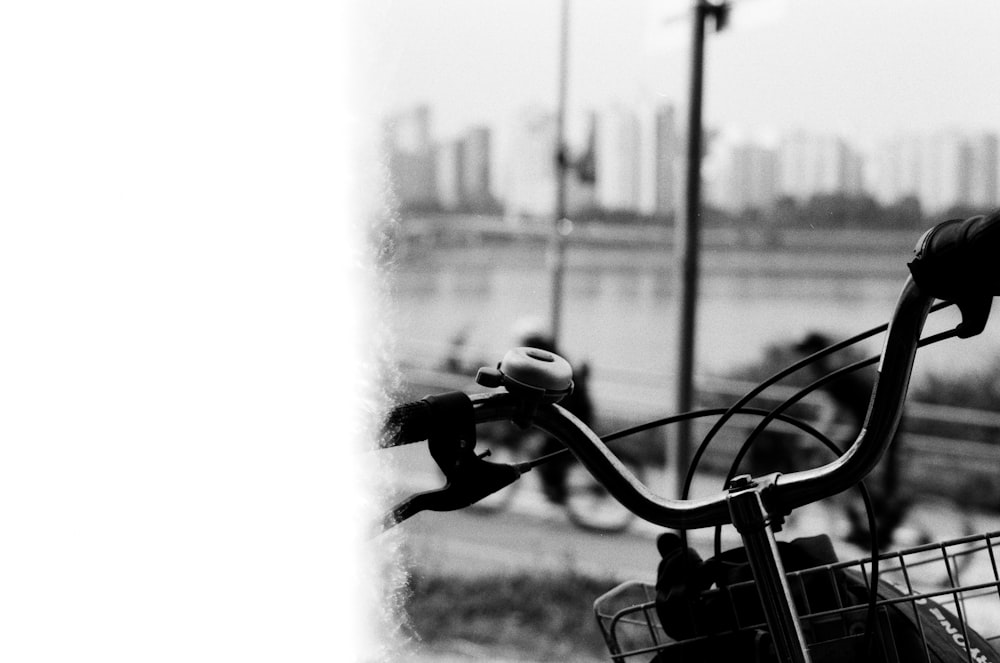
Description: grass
xmin=401 ymin=569 xmax=619 ymax=661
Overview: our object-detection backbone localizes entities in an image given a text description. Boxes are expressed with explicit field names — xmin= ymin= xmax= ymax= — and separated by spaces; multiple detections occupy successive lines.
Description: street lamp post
xmin=547 ymin=0 xmax=727 ymax=499
xmin=549 ymin=0 xmax=571 ymax=345
xmin=673 ymin=0 xmax=728 ymax=499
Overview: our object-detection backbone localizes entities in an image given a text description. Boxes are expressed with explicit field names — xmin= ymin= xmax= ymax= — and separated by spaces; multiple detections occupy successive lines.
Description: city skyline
xmin=384 ymin=101 xmax=1000 ymax=218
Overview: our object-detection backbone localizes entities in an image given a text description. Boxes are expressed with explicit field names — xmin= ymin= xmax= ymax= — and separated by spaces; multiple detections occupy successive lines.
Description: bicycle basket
xmin=594 ymin=531 xmax=1000 ymax=662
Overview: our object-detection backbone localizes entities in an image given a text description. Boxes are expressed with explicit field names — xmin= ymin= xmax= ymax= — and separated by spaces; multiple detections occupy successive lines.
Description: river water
xmin=386 ymin=232 xmax=1000 ymax=410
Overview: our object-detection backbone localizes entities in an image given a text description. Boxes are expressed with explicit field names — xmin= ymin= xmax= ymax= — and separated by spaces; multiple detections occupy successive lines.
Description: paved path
xmin=394 ymin=506 xmax=661 ymax=582
xmin=383 ymin=444 xmax=1000 ymax=661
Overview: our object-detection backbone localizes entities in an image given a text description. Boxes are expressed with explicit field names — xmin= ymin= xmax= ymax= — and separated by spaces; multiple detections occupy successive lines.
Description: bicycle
xmin=379 ymin=211 xmax=1000 ymax=662
xmin=467 ymin=418 xmax=649 ymax=533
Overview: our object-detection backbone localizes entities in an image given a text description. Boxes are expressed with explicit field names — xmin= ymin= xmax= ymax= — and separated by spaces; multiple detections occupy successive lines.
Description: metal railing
xmin=393 ymin=348 xmax=1000 ymax=510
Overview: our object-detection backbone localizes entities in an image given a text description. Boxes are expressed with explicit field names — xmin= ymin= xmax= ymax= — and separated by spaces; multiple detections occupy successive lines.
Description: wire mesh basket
xmin=594 ymin=530 xmax=1000 ymax=662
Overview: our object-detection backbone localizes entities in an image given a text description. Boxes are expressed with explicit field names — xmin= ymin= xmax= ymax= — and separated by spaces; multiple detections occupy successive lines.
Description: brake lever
xmin=380 ymin=349 xmax=576 ymax=535
xmin=379 ymin=391 xmax=525 ymax=534
xmin=381 ymin=456 xmax=523 ymax=532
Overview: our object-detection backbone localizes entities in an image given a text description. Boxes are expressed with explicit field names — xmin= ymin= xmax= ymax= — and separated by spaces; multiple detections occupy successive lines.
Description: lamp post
xmin=549 ymin=0 xmax=571 ymax=345
xmin=673 ymin=0 xmax=728 ymax=498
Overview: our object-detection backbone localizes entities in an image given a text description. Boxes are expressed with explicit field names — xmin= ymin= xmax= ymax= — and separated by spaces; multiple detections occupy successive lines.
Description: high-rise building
xmin=595 ymin=104 xmax=641 ymax=212
xmin=502 ymin=107 xmax=559 ymax=219
xmin=722 ymin=141 xmax=779 ymax=212
xmin=432 ymin=125 xmax=495 ymax=212
xmin=384 ymin=104 xmax=437 ymax=210
xmin=778 ymin=131 xmax=864 ymax=201
xmin=873 ymin=130 xmax=999 ymax=212
xmin=637 ymin=103 xmax=680 ymax=217
xmin=967 ymin=133 xmax=998 ymax=208
xmin=435 ymin=139 xmax=464 ymax=211
xmin=392 ymin=105 xmax=431 ymax=153
xmin=870 ymin=134 xmax=922 ymax=205
xmin=461 ymin=126 xmax=493 ymax=210
xmin=919 ymin=131 xmax=968 ymax=213
xmin=840 ymin=142 xmax=866 ymax=196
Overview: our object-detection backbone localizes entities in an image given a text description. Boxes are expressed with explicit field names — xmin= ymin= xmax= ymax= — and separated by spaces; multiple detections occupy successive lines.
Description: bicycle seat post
xmin=727 ymin=474 xmax=811 ymax=663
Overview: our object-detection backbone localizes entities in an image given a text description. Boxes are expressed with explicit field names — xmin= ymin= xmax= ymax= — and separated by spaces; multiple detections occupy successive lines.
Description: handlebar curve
xmin=471 ymin=276 xmax=935 ymax=530
xmin=771 ymin=276 xmax=933 ymax=512
xmin=470 ymin=392 xmax=734 ymax=528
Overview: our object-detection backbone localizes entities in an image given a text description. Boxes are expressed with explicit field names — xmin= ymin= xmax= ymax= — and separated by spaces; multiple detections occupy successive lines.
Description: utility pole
xmin=549 ymin=0 xmax=571 ymax=345
xmin=673 ymin=0 xmax=728 ymax=498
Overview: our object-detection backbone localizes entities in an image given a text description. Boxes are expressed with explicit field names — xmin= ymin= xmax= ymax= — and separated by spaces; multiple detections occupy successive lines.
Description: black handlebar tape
xmin=908 ymin=209 xmax=1000 ymax=338
xmin=380 ymin=399 xmax=432 ymax=447
xmin=909 ymin=209 xmax=1000 ymax=301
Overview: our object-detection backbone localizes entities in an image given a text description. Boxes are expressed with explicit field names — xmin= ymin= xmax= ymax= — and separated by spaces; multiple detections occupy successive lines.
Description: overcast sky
xmin=363 ymin=0 xmax=1000 ymax=148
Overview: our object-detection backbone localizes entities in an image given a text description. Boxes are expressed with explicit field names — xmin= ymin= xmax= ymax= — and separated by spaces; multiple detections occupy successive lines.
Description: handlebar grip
xmin=908 ymin=210 xmax=1000 ymax=337
xmin=909 ymin=210 xmax=1000 ymax=300
xmin=380 ymin=399 xmax=432 ymax=447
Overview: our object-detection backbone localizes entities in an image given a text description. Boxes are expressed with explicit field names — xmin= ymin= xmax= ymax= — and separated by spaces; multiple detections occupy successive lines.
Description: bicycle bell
xmin=476 ymin=347 xmax=575 ymax=426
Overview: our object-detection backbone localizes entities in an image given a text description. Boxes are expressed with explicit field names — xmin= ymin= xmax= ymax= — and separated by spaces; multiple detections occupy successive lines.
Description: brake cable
xmin=714 ymin=324 xmax=961 ymax=560
xmin=520 ymin=406 xmax=841 ymax=471
xmin=681 ymin=301 xmax=953 ymax=507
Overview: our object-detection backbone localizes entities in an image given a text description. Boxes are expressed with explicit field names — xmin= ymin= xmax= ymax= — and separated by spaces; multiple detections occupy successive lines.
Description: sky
xmin=362 ymin=0 xmax=1000 ymax=149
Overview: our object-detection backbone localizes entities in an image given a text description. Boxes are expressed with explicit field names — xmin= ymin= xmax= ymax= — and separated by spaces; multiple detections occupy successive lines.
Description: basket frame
xmin=594 ymin=530 xmax=1000 ymax=662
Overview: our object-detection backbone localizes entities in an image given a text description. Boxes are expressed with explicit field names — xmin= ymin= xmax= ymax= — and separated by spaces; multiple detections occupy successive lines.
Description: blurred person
xmin=743 ymin=342 xmax=822 ymax=478
xmin=441 ymin=326 xmax=471 ymax=374
xmin=795 ymin=332 xmax=907 ymax=550
xmin=510 ymin=318 xmax=595 ymax=505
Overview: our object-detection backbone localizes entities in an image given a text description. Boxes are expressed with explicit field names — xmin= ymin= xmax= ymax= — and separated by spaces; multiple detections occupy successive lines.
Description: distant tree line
xmin=399 ymin=193 xmax=990 ymax=231
xmin=397 ymin=197 xmax=504 ymax=217
xmin=568 ymin=194 xmax=989 ymax=231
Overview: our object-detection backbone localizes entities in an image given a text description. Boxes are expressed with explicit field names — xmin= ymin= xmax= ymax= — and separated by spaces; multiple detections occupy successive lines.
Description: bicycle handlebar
xmin=383 ymin=211 xmax=1000 ymax=530
xmin=381 ymin=399 xmax=433 ymax=447
xmin=464 ymin=276 xmax=930 ymax=529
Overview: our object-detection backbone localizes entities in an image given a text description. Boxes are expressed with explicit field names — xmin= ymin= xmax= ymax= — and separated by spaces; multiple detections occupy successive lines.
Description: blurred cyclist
xmin=511 ymin=318 xmax=595 ymax=505
xmin=795 ymin=332 xmax=906 ymax=549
